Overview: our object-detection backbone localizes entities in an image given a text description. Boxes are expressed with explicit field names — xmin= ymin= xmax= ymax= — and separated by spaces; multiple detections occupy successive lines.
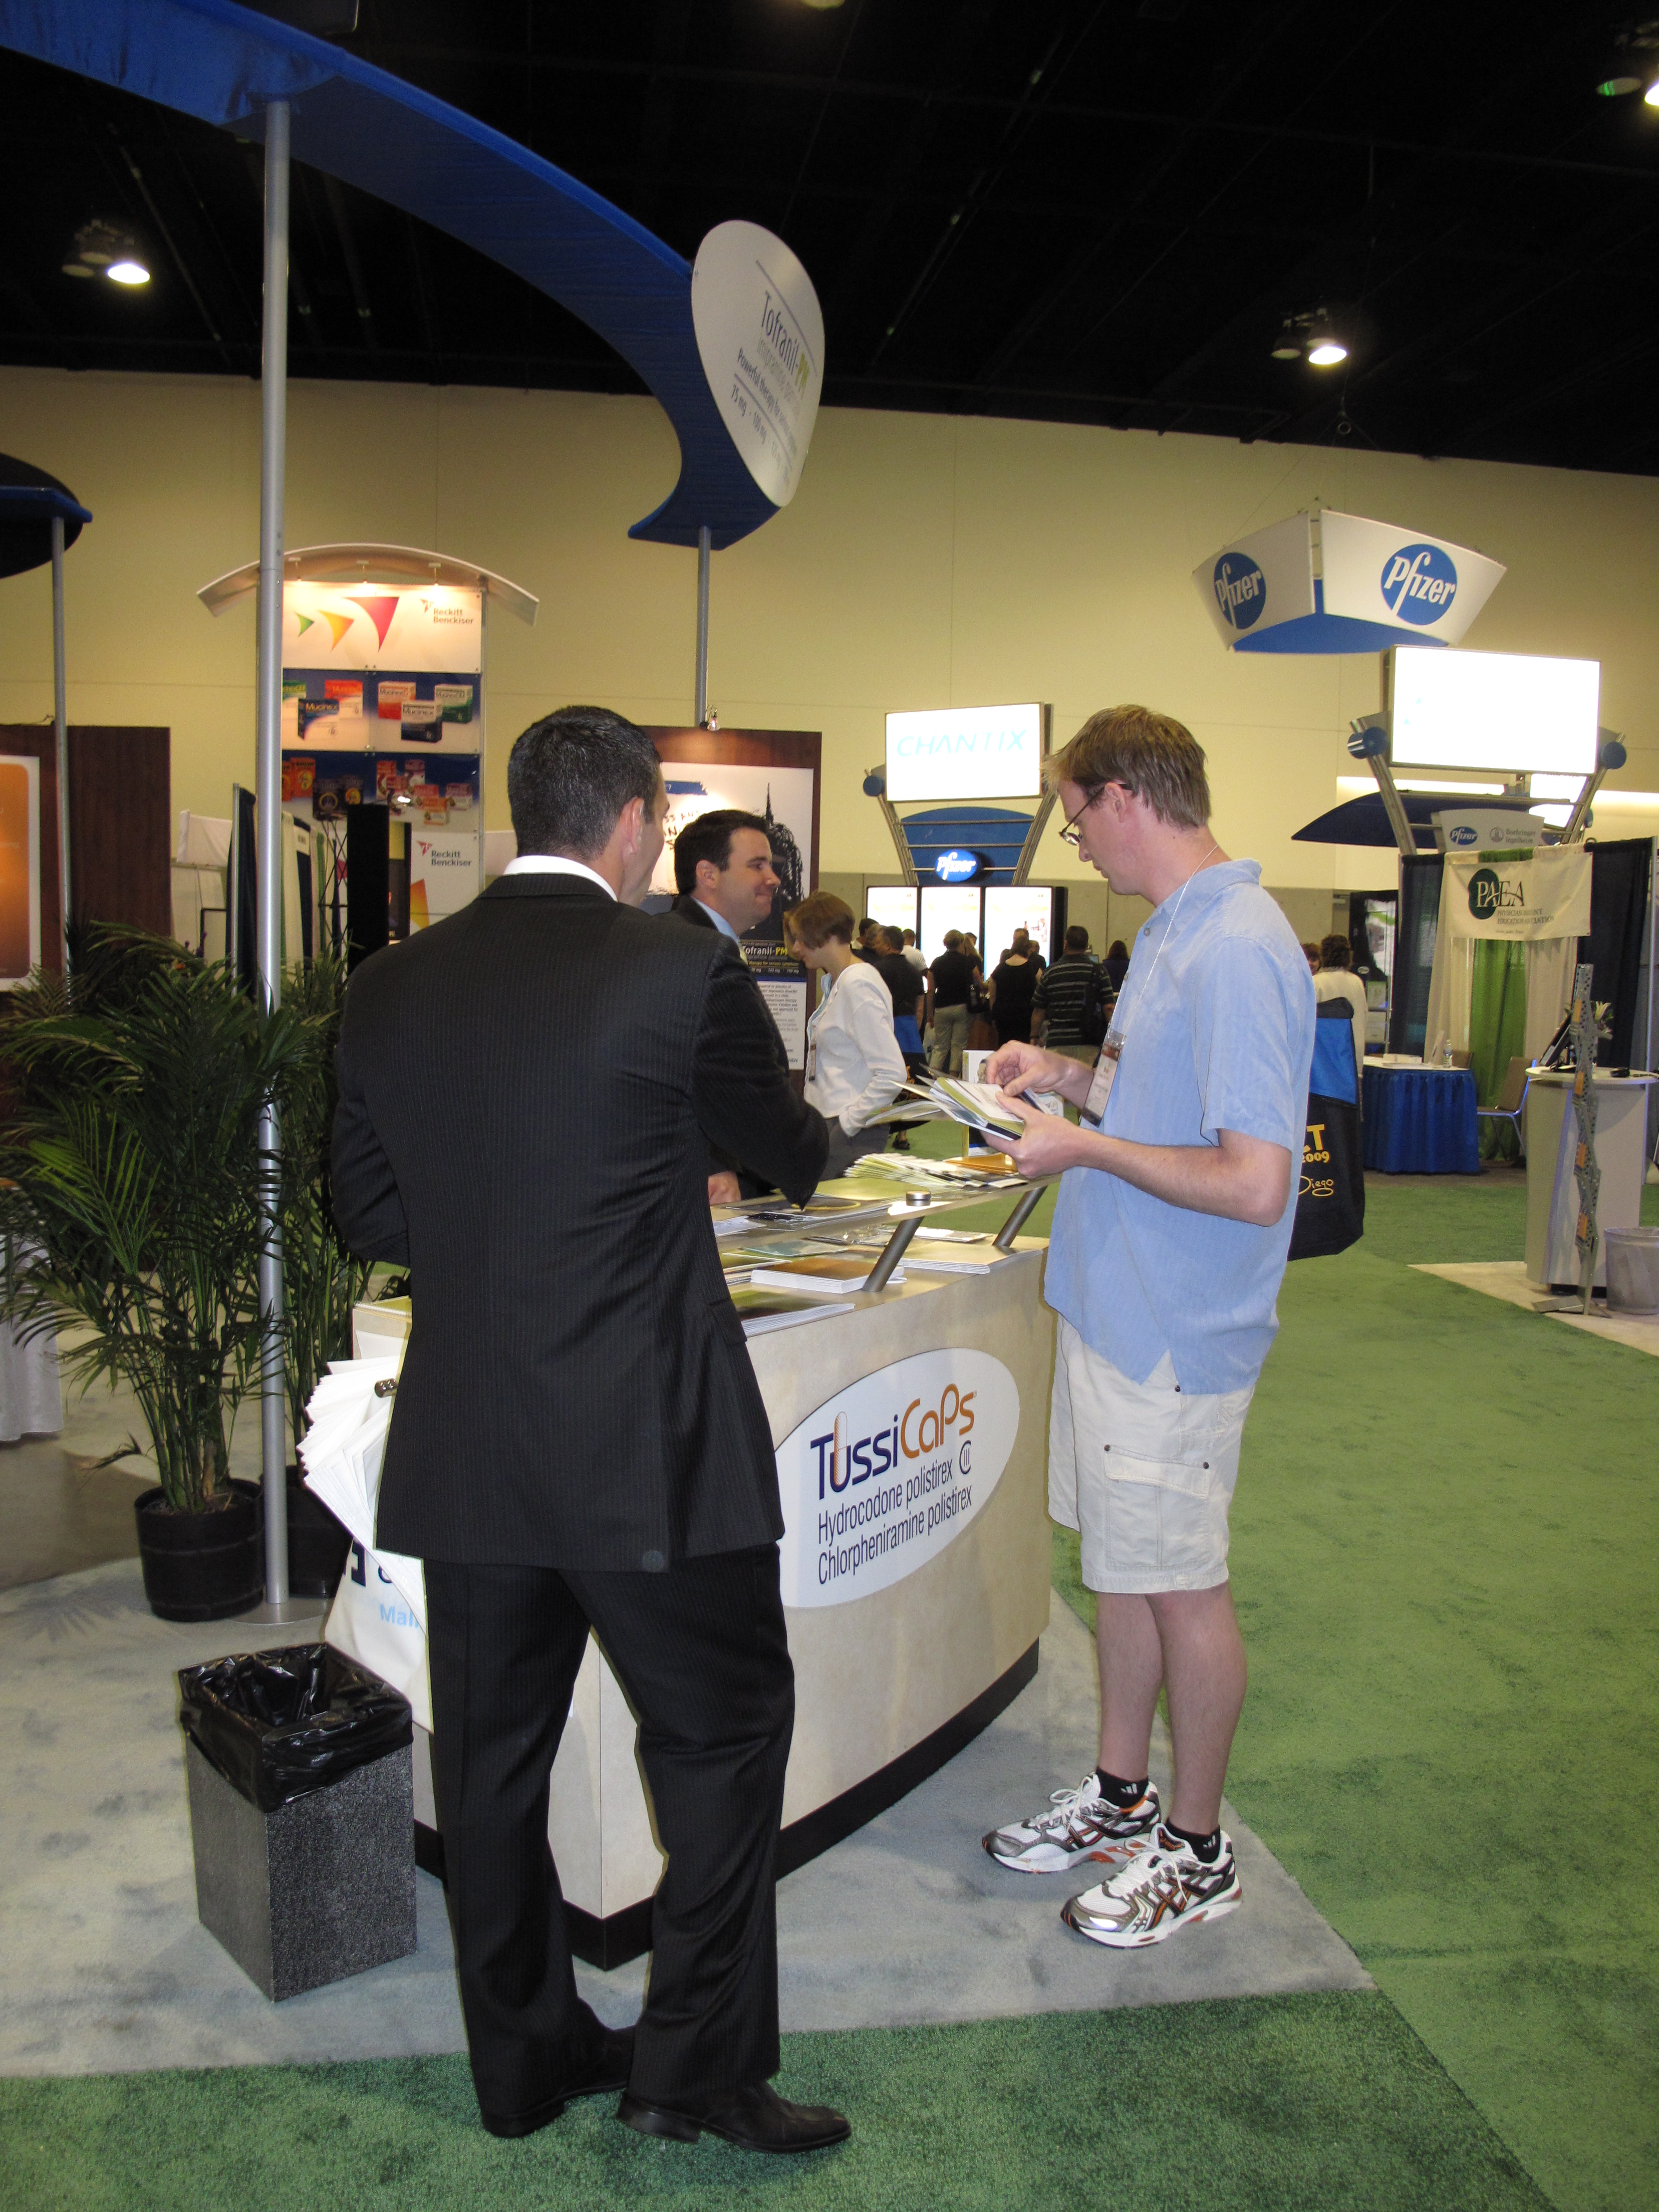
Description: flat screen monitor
xmin=983 ymin=885 xmax=1056 ymax=966
xmin=1391 ymin=648 xmax=1599 ymax=778
xmin=866 ymin=884 xmax=920 ymax=940
xmin=919 ymin=883 xmax=982 ymax=963
xmin=885 ymin=703 xmax=1044 ymax=803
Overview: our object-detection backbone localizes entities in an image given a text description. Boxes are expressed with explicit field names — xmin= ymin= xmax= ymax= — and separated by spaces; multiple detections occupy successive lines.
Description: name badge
xmin=1082 ymin=1027 xmax=1125 ymax=1125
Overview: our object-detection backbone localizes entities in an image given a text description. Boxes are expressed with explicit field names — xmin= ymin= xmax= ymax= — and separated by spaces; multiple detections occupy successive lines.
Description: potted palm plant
xmin=0 ymin=929 xmax=320 ymax=1620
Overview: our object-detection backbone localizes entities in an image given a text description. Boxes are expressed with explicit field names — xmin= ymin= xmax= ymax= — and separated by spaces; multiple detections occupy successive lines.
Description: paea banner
xmin=692 ymin=220 xmax=824 ymax=511
xmin=1195 ymin=508 xmax=1505 ymax=655
xmin=1441 ymin=846 xmax=1592 ymax=942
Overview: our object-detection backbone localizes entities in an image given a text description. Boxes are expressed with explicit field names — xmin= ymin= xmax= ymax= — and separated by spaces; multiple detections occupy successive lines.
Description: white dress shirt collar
xmin=503 ymin=854 xmax=615 ymax=900
xmin=690 ymin=896 xmax=740 ymax=943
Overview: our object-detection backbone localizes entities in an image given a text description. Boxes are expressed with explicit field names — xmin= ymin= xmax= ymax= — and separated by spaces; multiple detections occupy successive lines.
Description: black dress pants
xmin=423 ymin=1546 xmax=795 ymax=2132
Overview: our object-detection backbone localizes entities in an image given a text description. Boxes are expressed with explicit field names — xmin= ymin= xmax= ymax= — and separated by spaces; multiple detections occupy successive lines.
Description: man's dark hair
xmin=672 ymin=808 xmax=770 ymax=896
xmin=1064 ymin=924 xmax=1090 ymax=951
xmin=507 ymin=705 xmax=660 ymax=859
xmin=879 ymin=926 xmax=906 ymax=952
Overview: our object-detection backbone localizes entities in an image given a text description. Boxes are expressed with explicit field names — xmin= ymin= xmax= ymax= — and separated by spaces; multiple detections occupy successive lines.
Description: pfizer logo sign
xmin=1213 ymin=552 xmax=1266 ymax=631
xmin=777 ymin=1349 xmax=1018 ymax=1608
xmin=1379 ymin=542 xmax=1458 ymax=626
xmin=1448 ymin=825 xmax=1478 ymax=848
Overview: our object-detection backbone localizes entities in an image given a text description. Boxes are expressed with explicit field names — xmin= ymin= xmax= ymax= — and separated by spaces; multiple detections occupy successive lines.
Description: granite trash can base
xmin=185 ymin=1738 xmax=417 ymax=2001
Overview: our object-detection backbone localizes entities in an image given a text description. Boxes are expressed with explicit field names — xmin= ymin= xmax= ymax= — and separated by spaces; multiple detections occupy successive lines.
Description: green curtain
xmin=1468 ymin=936 xmax=1528 ymax=1161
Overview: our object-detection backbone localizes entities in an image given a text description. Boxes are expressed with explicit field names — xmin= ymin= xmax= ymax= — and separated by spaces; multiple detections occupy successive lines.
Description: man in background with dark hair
xmin=1032 ymin=924 xmax=1099 ymax=1067
xmin=332 ymin=706 xmax=844 ymax=2155
xmin=666 ymin=807 xmax=787 ymax=1204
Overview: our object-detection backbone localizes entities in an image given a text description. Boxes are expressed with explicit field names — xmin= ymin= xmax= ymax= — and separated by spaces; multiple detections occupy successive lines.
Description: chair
xmin=1476 ymin=1056 xmax=1531 ymax=1153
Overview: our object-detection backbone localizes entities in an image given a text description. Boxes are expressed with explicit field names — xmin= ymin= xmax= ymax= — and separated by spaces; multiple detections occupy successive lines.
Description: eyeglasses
xmin=1058 ymin=787 xmax=1105 ymax=848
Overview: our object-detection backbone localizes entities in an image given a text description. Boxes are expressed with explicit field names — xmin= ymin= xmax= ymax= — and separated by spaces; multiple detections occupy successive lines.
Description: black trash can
xmin=177 ymin=1645 xmax=416 ymax=2001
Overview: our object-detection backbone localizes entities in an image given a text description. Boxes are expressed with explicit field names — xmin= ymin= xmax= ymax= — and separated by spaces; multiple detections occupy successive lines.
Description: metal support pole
xmin=255 ymin=102 xmax=292 ymax=1613
xmin=50 ymin=516 xmax=69 ymax=970
xmin=993 ymin=1181 xmax=1048 ymax=1251
xmin=693 ymin=524 xmax=711 ymax=725
xmin=864 ymin=1211 xmax=922 ymax=1292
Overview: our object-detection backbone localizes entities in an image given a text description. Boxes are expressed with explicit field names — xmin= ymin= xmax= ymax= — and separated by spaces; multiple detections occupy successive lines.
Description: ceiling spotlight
xmin=63 ymin=220 xmax=150 ymax=287
xmin=1270 ymin=308 xmax=1348 ymax=367
xmin=1594 ymin=19 xmax=1659 ymax=100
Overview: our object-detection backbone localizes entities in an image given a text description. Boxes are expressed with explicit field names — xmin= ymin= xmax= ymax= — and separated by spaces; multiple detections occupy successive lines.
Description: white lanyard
xmin=1081 ymin=846 xmax=1219 ymax=1126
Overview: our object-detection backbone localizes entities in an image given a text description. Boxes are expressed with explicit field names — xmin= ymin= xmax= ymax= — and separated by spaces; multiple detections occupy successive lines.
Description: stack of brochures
xmin=748 ymin=1253 xmax=908 ymax=1295
xmin=729 ymin=1285 xmax=857 ymax=1334
xmin=851 ymin=1152 xmax=1024 ymax=1191
xmin=872 ymin=1073 xmax=1029 ymax=1144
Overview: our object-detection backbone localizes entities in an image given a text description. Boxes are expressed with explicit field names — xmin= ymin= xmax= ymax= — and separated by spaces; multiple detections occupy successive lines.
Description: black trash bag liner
xmin=178 ymin=1645 xmax=413 ymax=1812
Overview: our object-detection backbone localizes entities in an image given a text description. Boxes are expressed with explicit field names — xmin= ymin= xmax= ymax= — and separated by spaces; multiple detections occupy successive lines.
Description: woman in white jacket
xmin=785 ymin=892 xmax=908 ymax=1184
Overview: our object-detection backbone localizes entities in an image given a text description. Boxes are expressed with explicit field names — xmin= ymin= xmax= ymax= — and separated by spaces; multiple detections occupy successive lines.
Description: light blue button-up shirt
xmin=1044 ymin=859 xmax=1315 ymax=1395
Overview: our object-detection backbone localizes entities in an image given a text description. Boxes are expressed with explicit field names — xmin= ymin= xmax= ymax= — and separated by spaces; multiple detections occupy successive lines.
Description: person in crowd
xmin=1015 ymin=926 xmax=1047 ymax=976
xmin=332 ymin=705 xmax=847 ymax=2155
xmin=900 ymin=927 xmax=927 ymax=973
xmin=875 ymin=925 xmax=926 ymax=1066
xmin=928 ymin=928 xmax=976 ymax=1074
xmin=787 ymin=892 xmax=908 ymax=1180
xmin=1313 ymin=931 xmax=1367 ymax=1080
xmin=987 ymin=932 xmax=1041 ymax=1046
xmin=1301 ymin=941 xmax=1322 ymax=974
xmin=664 ymin=808 xmax=787 ymax=1204
xmin=1102 ymin=938 xmax=1131 ymax=993
xmin=855 ymin=917 xmax=883 ymax=963
xmin=1031 ymin=924 xmax=1100 ymax=1066
xmin=979 ymin=704 xmax=1313 ymax=1952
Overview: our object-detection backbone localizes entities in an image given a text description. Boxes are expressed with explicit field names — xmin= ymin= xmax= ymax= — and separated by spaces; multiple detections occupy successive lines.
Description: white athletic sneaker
xmin=982 ymin=1774 xmax=1162 ymax=1874
xmin=1060 ymin=1822 xmax=1241 ymax=1947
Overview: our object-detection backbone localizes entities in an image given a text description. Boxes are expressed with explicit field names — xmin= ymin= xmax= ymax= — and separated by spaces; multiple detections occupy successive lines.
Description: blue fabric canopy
xmin=0 ymin=0 xmax=774 ymax=549
xmin=0 ymin=454 xmax=92 ymax=578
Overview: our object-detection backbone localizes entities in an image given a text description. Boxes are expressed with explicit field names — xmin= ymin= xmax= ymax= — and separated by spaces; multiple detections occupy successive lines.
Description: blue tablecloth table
xmin=1361 ymin=1063 xmax=1480 ymax=1175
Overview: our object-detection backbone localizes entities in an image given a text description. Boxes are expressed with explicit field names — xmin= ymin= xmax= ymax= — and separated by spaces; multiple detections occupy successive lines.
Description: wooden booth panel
xmin=0 ymin=725 xmax=171 ymax=966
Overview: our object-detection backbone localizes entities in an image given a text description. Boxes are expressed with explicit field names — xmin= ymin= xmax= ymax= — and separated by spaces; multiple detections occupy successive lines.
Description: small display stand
xmin=1524 ymin=1072 xmax=1658 ymax=1289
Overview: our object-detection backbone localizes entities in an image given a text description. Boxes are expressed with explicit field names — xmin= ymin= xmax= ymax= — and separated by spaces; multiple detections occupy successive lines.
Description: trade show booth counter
xmin=339 ymin=1173 xmax=1058 ymax=1965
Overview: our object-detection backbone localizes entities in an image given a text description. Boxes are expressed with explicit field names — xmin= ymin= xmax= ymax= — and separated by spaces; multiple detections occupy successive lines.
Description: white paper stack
xmin=297 ymin=1357 xmax=426 ymax=1631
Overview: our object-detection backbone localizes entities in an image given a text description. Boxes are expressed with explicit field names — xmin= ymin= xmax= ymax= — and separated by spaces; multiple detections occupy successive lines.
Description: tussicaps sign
xmin=776 ymin=1349 xmax=1019 ymax=1608
xmin=1194 ymin=509 xmax=1504 ymax=655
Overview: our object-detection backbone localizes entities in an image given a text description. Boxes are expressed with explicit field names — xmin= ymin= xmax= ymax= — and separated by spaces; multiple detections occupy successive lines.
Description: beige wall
xmin=3 ymin=363 xmax=1655 ymax=895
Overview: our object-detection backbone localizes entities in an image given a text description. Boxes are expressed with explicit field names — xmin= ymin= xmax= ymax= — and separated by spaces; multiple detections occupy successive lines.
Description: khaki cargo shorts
xmin=1048 ymin=1315 xmax=1254 ymax=1594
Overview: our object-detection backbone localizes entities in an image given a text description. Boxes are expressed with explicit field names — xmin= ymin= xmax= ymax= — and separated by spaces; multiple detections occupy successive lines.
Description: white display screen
xmin=866 ymin=884 xmax=919 ymax=939
xmin=983 ymin=886 xmax=1055 ymax=966
xmin=1391 ymin=648 xmax=1599 ymax=777
xmin=886 ymin=704 xmax=1044 ymax=802
xmin=919 ymin=884 xmax=982 ymax=963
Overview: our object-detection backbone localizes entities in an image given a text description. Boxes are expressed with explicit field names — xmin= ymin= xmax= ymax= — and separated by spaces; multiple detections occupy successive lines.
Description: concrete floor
xmin=0 ymin=1558 xmax=1367 ymax=2079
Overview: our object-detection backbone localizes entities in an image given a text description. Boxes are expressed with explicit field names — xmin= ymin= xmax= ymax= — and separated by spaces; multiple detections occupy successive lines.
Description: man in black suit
xmin=332 ymin=706 xmax=845 ymax=2154
xmin=667 ymin=807 xmax=786 ymax=1204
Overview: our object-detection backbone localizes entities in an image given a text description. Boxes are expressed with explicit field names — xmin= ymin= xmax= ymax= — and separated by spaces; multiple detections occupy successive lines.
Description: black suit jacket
xmin=332 ymin=873 xmax=828 ymax=1570
xmin=665 ymin=895 xmax=790 ymax=1200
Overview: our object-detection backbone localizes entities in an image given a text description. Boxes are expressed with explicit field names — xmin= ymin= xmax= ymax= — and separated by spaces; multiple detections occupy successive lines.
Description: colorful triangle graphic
xmin=320 ymin=609 xmax=359 ymax=650
xmin=348 ymin=594 xmax=402 ymax=649
xmin=294 ymin=613 xmax=314 ymax=637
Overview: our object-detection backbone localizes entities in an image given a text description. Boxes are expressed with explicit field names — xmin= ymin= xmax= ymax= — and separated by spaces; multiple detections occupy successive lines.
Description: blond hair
xmin=1048 ymin=705 xmax=1210 ymax=831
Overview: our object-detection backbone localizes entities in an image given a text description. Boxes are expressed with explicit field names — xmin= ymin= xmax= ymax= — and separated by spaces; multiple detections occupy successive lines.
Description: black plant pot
xmin=284 ymin=1465 xmax=352 ymax=1599
xmin=134 ymin=1479 xmax=263 ymax=1622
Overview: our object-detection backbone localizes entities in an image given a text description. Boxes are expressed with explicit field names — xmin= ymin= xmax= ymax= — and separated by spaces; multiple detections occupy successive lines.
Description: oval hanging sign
xmin=692 ymin=220 xmax=824 ymax=510
xmin=934 ymin=849 xmax=981 ymax=882
xmin=776 ymin=1349 xmax=1019 ymax=1608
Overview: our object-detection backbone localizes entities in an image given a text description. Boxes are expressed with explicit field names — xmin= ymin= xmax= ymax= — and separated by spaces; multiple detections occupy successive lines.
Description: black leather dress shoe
xmin=618 ymin=2080 xmax=850 ymax=2153
xmin=480 ymin=2025 xmax=636 ymax=2139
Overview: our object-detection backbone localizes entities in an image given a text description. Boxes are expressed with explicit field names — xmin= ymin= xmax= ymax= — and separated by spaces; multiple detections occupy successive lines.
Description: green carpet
xmin=1055 ymin=1171 xmax=1659 ymax=2212
xmin=0 ymin=1997 xmax=1549 ymax=2212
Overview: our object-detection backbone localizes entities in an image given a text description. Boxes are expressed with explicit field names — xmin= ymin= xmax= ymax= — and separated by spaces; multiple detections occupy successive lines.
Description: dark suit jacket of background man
xmin=666 ymin=891 xmax=792 ymax=1201
xmin=332 ymin=872 xmax=828 ymax=1567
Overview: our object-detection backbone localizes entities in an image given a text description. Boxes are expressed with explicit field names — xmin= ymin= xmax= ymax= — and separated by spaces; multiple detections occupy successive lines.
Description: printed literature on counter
xmin=871 ymin=1074 xmax=1028 ymax=1144
xmin=748 ymin=1254 xmax=907 ymax=1295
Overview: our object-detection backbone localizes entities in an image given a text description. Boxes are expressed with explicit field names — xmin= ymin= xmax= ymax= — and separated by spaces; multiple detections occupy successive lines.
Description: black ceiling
xmin=6 ymin=2 xmax=1659 ymax=475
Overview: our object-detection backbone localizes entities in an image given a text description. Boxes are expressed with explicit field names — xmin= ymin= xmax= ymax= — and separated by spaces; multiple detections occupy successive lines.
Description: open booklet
xmin=866 ymin=1073 xmax=1030 ymax=1144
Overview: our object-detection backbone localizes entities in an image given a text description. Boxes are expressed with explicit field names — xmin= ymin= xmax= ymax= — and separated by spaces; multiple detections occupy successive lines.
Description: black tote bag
xmin=1288 ymin=999 xmax=1365 ymax=1261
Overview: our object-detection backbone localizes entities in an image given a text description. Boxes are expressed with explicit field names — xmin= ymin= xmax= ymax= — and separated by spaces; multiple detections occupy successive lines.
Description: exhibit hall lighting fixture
xmin=1270 ymin=309 xmax=1348 ymax=366
xmin=62 ymin=220 xmax=149 ymax=286
xmin=1593 ymin=19 xmax=1659 ymax=100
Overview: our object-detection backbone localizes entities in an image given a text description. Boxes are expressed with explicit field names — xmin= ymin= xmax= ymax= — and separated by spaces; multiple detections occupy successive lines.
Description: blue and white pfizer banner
xmin=777 ymin=1350 xmax=1018 ymax=1607
xmin=692 ymin=220 xmax=824 ymax=510
xmin=1195 ymin=509 xmax=1505 ymax=655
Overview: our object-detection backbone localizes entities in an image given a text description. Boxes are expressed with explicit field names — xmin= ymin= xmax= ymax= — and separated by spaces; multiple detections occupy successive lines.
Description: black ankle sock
xmin=1163 ymin=1820 xmax=1221 ymax=1863
xmin=1094 ymin=1768 xmax=1150 ymax=1810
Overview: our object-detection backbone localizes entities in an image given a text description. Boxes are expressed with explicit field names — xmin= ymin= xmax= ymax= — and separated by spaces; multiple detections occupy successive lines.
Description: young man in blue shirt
xmin=982 ymin=705 xmax=1314 ymax=1949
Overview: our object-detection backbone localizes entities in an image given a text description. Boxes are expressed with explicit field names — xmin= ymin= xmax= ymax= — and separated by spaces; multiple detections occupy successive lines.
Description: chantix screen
xmin=1391 ymin=648 xmax=1599 ymax=778
xmin=885 ymin=704 xmax=1044 ymax=802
